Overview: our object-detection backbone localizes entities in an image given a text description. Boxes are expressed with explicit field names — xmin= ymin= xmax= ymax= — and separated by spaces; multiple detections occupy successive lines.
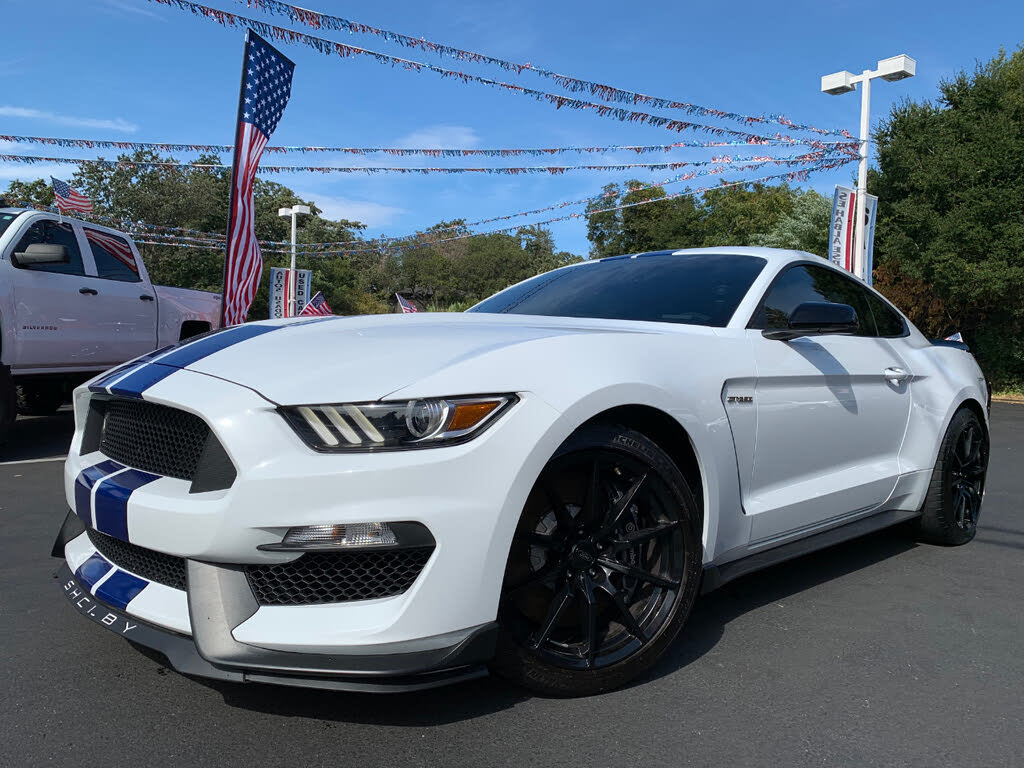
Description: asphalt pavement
xmin=1 ymin=405 xmax=1022 ymax=767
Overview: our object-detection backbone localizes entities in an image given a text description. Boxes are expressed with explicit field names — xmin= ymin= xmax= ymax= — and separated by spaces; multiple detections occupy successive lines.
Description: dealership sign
xmin=269 ymin=267 xmax=312 ymax=318
xmin=829 ymin=186 xmax=878 ymax=284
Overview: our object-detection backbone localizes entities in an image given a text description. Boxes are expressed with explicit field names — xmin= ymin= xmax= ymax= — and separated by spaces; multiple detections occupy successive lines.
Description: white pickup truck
xmin=0 ymin=208 xmax=221 ymax=448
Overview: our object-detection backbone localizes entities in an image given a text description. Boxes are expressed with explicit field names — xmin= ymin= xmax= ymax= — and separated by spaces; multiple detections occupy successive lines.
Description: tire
xmin=0 ymin=366 xmax=15 ymax=450
xmin=913 ymin=407 xmax=989 ymax=546
xmin=16 ymin=380 xmax=66 ymax=416
xmin=492 ymin=423 xmax=703 ymax=697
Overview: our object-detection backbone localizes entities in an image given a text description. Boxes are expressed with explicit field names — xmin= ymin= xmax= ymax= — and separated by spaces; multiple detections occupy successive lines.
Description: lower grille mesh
xmin=88 ymin=528 xmax=187 ymax=591
xmin=245 ymin=548 xmax=434 ymax=606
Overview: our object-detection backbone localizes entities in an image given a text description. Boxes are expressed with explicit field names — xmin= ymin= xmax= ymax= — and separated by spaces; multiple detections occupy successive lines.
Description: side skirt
xmin=700 ymin=508 xmax=921 ymax=594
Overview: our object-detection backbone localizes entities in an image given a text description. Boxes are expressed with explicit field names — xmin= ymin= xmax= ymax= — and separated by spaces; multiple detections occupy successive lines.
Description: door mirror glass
xmin=14 ymin=242 xmax=69 ymax=265
xmin=763 ymin=301 xmax=859 ymax=340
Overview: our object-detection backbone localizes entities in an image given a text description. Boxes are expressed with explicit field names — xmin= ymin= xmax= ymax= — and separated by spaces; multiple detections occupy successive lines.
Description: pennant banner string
xmin=0 ymin=134 xmax=858 ymax=156
xmin=129 ymin=151 xmax=839 ymax=248
xmin=145 ymin=0 xmax=841 ymax=145
xmin=0 ymin=149 xmax=856 ymax=175
xmin=130 ymin=158 xmax=855 ymax=257
xmin=166 ymin=0 xmax=849 ymax=138
xmin=0 ymin=150 xmax=851 ymax=247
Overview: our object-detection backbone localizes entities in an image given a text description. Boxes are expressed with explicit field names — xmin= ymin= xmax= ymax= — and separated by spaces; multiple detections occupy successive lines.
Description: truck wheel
xmin=16 ymin=381 xmax=66 ymax=416
xmin=0 ymin=366 xmax=15 ymax=450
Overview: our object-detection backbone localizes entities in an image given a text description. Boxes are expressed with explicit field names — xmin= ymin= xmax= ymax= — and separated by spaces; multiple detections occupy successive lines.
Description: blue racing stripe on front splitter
xmin=94 ymin=569 xmax=148 ymax=609
xmin=74 ymin=460 xmax=125 ymax=524
xmin=105 ymin=324 xmax=281 ymax=398
xmin=94 ymin=469 xmax=160 ymax=542
xmin=75 ymin=553 xmax=113 ymax=589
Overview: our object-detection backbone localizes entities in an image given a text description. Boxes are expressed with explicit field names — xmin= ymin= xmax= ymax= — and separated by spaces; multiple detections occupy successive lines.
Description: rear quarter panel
xmin=899 ymin=334 xmax=988 ymax=475
xmin=153 ymin=286 xmax=222 ymax=346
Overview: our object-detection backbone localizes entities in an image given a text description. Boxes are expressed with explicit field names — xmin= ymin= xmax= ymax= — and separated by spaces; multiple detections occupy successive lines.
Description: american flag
xmin=396 ymin=293 xmax=419 ymax=313
xmin=51 ymin=177 xmax=92 ymax=214
xmin=223 ymin=32 xmax=294 ymax=326
xmin=299 ymin=291 xmax=333 ymax=316
xmin=84 ymin=228 xmax=138 ymax=273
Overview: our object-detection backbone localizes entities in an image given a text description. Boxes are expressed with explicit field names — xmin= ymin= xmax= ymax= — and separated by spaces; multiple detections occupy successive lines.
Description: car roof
xmin=599 ymin=246 xmax=821 ymax=268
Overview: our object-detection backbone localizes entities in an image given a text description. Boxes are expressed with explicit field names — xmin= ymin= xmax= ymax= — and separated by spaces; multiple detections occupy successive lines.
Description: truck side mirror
xmin=14 ymin=243 xmax=69 ymax=265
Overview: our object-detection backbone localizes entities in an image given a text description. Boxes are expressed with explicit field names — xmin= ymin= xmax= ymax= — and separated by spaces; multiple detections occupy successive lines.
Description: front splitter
xmin=55 ymin=564 xmax=489 ymax=693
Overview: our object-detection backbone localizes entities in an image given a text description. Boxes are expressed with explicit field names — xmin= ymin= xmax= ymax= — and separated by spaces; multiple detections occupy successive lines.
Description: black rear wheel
xmin=914 ymin=407 xmax=989 ymax=546
xmin=492 ymin=424 xmax=702 ymax=696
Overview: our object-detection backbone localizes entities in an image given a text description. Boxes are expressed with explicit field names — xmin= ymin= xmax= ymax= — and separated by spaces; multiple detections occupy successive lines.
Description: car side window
xmin=11 ymin=220 xmax=85 ymax=276
xmin=84 ymin=229 xmax=141 ymax=283
xmin=751 ymin=264 xmax=877 ymax=336
xmin=865 ymin=291 xmax=907 ymax=337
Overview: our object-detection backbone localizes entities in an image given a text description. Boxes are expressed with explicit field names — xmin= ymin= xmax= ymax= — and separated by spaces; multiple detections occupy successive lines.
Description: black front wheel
xmin=913 ymin=407 xmax=989 ymax=546
xmin=492 ymin=424 xmax=702 ymax=696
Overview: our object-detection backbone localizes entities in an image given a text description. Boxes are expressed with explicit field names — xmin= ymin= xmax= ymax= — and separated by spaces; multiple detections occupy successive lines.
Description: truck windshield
xmin=0 ymin=211 xmax=24 ymax=240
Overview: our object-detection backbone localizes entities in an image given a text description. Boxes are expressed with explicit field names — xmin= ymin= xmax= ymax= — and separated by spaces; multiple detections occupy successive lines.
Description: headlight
xmin=280 ymin=394 xmax=518 ymax=452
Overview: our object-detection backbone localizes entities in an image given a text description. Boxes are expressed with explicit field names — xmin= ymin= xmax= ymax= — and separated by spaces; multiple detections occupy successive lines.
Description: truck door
xmin=79 ymin=226 xmax=158 ymax=365
xmin=6 ymin=217 xmax=97 ymax=370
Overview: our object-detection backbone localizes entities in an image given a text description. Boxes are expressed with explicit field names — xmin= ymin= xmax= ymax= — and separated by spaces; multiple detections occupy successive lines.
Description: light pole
xmin=821 ymin=54 xmax=916 ymax=282
xmin=278 ymin=204 xmax=310 ymax=316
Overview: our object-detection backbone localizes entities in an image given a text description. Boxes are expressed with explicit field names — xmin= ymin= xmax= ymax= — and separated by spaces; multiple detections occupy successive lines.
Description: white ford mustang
xmin=53 ymin=247 xmax=990 ymax=696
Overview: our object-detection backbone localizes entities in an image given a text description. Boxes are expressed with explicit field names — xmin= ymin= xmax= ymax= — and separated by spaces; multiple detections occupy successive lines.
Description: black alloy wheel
xmin=493 ymin=424 xmax=701 ymax=696
xmin=915 ymin=407 xmax=989 ymax=546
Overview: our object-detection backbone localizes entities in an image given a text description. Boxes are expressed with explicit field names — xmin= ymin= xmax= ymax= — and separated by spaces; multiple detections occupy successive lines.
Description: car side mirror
xmin=762 ymin=301 xmax=859 ymax=341
xmin=14 ymin=243 xmax=69 ymax=265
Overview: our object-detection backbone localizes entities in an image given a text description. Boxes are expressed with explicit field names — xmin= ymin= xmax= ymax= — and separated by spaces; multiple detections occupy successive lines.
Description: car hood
xmin=168 ymin=313 xmax=668 ymax=404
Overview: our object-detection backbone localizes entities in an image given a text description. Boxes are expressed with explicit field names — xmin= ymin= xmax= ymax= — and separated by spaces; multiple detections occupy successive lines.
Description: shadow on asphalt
xmin=1 ymin=407 xmax=75 ymax=463
xmin=646 ymin=528 xmax=918 ymax=686
xmin=168 ymin=528 xmax=919 ymax=724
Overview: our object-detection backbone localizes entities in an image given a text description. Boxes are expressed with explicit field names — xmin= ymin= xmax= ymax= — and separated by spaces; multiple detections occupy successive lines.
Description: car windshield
xmin=469 ymin=251 xmax=767 ymax=327
xmin=0 ymin=211 xmax=25 ymax=240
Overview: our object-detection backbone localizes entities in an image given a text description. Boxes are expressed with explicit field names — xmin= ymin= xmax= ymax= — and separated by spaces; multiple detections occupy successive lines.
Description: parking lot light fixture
xmin=821 ymin=55 xmax=916 ymax=282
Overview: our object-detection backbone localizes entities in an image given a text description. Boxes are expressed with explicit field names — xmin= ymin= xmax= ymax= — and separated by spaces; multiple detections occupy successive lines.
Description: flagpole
xmin=220 ymin=30 xmax=254 ymax=328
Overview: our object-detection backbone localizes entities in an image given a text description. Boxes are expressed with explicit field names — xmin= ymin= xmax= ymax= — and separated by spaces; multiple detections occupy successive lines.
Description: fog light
xmin=282 ymin=522 xmax=397 ymax=549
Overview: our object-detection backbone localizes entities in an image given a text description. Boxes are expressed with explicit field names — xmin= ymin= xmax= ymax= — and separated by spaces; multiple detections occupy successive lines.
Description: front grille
xmin=88 ymin=528 xmax=187 ymax=591
xmin=245 ymin=547 xmax=434 ymax=606
xmin=99 ymin=399 xmax=208 ymax=481
xmin=90 ymin=397 xmax=237 ymax=492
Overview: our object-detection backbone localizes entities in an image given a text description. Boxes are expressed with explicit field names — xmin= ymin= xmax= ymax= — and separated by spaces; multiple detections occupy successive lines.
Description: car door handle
xmin=79 ymin=287 xmax=98 ymax=295
xmin=140 ymin=294 xmax=155 ymax=301
xmin=884 ymin=367 xmax=911 ymax=384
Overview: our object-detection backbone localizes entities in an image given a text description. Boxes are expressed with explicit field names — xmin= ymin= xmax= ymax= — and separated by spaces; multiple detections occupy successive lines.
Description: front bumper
xmin=54 ymin=513 xmax=497 ymax=692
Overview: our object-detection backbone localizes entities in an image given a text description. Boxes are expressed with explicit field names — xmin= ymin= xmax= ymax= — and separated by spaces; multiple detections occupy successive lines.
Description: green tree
xmin=0 ymin=178 xmax=55 ymax=208
xmin=871 ymin=45 xmax=1024 ymax=387
xmin=750 ymin=189 xmax=831 ymax=256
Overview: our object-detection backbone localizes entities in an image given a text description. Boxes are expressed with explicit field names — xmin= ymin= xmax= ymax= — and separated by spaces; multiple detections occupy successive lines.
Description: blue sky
xmin=1 ymin=0 xmax=1021 ymax=255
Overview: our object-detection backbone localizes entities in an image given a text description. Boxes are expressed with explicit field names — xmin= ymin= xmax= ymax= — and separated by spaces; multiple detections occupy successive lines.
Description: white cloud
xmin=0 ymin=106 xmax=137 ymax=133
xmin=0 ymin=163 xmax=67 ymax=182
xmin=100 ymin=0 xmax=166 ymax=19
xmin=297 ymin=191 xmax=405 ymax=228
xmin=393 ymin=125 xmax=480 ymax=150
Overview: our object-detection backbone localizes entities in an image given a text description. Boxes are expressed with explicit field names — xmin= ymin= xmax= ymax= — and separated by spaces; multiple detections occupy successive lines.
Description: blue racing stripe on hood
xmin=101 ymin=323 xmax=280 ymax=399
